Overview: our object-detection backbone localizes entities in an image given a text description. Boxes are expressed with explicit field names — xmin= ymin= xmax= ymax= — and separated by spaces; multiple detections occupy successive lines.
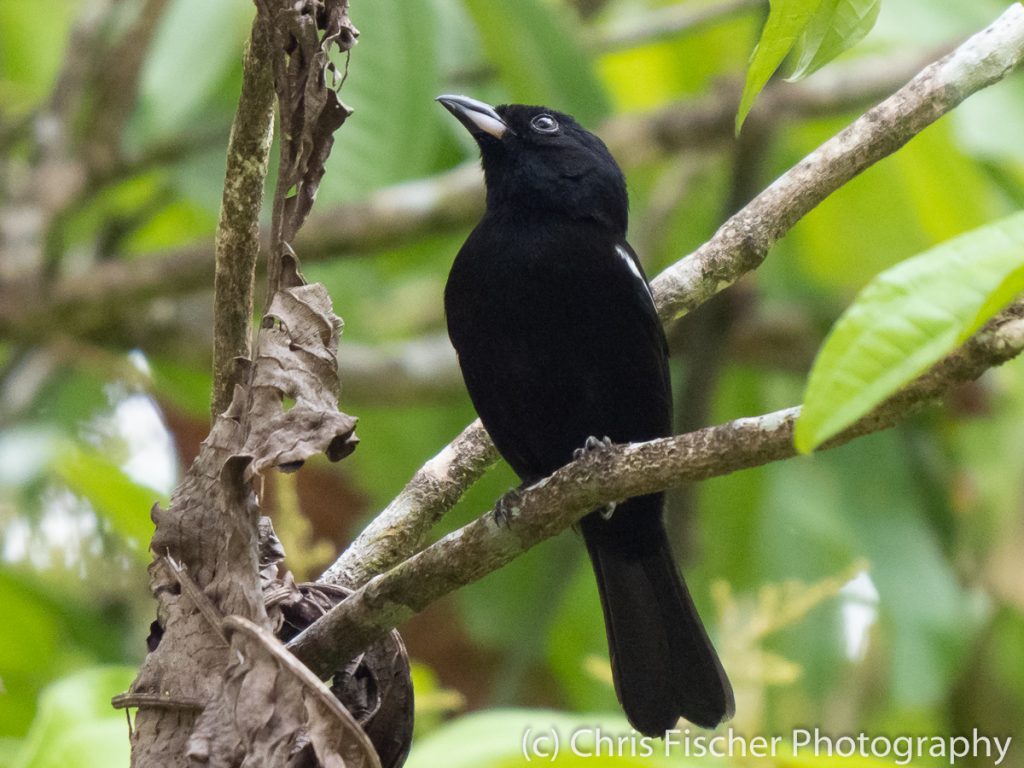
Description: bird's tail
xmin=581 ymin=495 xmax=734 ymax=736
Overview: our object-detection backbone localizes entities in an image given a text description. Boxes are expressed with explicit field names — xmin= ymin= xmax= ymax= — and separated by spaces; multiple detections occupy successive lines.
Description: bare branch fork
xmin=290 ymin=5 xmax=1024 ymax=675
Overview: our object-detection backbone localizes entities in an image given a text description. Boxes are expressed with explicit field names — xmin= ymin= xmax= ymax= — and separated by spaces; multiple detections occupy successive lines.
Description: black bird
xmin=437 ymin=94 xmax=734 ymax=735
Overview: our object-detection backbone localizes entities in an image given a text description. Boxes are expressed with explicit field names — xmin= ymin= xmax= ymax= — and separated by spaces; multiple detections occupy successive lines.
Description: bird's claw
xmin=573 ymin=435 xmax=614 ymax=461
xmin=574 ymin=436 xmax=616 ymax=519
xmin=494 ymin=486 xmax=525 ymax=528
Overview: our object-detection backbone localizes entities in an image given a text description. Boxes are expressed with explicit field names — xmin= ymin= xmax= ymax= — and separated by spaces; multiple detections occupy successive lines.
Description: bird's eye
xmin=530 ymin=114 xmax=559 ymax=134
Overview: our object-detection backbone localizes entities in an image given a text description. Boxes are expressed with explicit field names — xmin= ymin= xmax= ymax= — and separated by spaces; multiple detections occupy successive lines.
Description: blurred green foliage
xmin=2 ymin=0 xmax=1024 ymax=766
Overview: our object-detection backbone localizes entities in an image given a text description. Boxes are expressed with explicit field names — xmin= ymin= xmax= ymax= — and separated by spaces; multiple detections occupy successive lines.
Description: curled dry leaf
xmin=243 ymin=280 xmax=359 ymax=479
xmin=187 ymin=616 xmax=381 ymax=768
xmin=260 ymin=0 xmax=357 ymax=247
xmin=270 ymin=582 xmax=415 ymax=768
xmin=133 ymin=233 xmax=360 ymax=765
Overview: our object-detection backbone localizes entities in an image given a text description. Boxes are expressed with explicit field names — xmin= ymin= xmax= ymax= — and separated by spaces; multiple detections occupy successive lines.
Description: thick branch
xmin=291 ymin=304 xmax=1024 ymax=676
xmin=211 ymin=19 xmax=276 ymax=417
xmin=320 ymin=4 xmax=1024 ymax=593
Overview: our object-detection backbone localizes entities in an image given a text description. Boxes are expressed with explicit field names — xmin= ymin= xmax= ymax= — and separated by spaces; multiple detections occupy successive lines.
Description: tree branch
xmin=316 ymin=3 xmax=1024 ymax=597
xmin=291 ymin=302 xmax=1024 ymax=677
xmin=651 ymin=4 xmax=1024 ymax=324
xmin=321 ymin=420 xmax=498 ymax=587
xmin=81 ymin=0 xmax=171 ymax=174
xmin=0 ymin=48 xmax=935 ymax=342
xmin=211 ymin=18 xmax=276 ymax=417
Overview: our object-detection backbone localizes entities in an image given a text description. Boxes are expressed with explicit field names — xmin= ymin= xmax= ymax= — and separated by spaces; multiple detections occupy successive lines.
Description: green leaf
xmin=787 ymin=0 xmax=881 ymax=81
xmin=736 ymin=0 xmax=880 ymax=130
xmin=0 ymin=2 xmax=83 ymax=111
xmin=54 ymin=446 xmax=161 ymax=549
xmin=10 ymin=667 xmax=136 ymax=768
xmin=462 ymin=0 xmax=610 ymax=126
xmin=0 ymin=574 xmax=62 ymax=737
xmin=149 ymin=357 xmax=214 ymax=418
xmin=787 ymin=120 xmax=999 ymax=293
xmin=736 ymin=0 xmax=822 ymax=132
xmin=318 ymin=0 xmax=446 ymax=203
xmin=717 ymin=431 xmax=979 ymax=710
xmin=137 ymin=0 xmax=252 ymax=138
xmin=406 ymin=709 xmax=694 ymax=768
xmin=795 ymin=212 xmax=1024 ymax=454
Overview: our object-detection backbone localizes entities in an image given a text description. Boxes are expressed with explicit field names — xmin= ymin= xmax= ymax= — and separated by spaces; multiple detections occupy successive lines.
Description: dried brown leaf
xmin=242 ymin=282 xmax=358 ymax=479
xmin=271 ymin=584 xmax=414 ymax=768
xmin=197 ymin=616 xmax=381 ymax=768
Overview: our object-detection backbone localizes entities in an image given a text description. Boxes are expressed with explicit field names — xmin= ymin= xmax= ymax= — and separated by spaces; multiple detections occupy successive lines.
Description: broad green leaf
xmin=795 ymin=213 xmax=1024 ymax=453
xmin=0 ymin=569 xmax=144 ymax=738
xmin=462 ymin=0 xmax=610 ymax=126
xmin=10 ymin=667 xmax=136 ymax=768
xmin=149 ymin=357 xmax=214 ymax=418
xmin=0 ymin=739 xmax=23 ymax=764
xmin=54 ymin=446 xmax=161 ymax=549
xmin=787 ymin=120 xmax=998 ymax=293
xmin=0 ymin=570 xmax=130 ymax=668
xmin=406 ymin=709 xmax=696 ymax=768
xmin=137 ymin=0 xmax=252 ymax=138
xmin=0 ymin=574 xmax=61 ymax=736
xmin=318 ymin=0 xmax=446 ymax=203
xmin=598 ymin=13 xmax=758 ymax=112
xmin=821 ymin=436 xmax=980 ymax=708
xmin=732 ymin=433 xmax=977 ymax=711
xmin=736 ymin=0 xmax=822 ymax=132
xmin=787 ymin=0 xmax=881 ymax=81
xmin=0 ymin=2 xmax=83 ymax=110
xmin=968 ymin=262 xmax=1024 ymax=335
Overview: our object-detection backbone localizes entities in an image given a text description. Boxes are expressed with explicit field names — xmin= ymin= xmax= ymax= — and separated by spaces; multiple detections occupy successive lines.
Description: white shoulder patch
xmin=615 ymin=244 xmax=654 ymax=301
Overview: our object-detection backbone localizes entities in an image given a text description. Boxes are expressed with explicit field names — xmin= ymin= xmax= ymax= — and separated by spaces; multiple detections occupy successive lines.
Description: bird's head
xmin=437 ymin=94 xmax=628 ymax=235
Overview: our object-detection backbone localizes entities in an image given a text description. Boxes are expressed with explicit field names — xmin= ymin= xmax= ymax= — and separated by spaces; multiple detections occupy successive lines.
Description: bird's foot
xmin=574 ymin=436 xmax=617 ymax=519
xmin=573 ymin=435 xmax=614 ymax=461
xmin=494 ymin=485 xmax=526 ymax=528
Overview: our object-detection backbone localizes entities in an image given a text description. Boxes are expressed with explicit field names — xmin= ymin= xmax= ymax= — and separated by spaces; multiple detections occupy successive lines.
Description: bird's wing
xmin=614 ymin=239 xmax=666 ymax=347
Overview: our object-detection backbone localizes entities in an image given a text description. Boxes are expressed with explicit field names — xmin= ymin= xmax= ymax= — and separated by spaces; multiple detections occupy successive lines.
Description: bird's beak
xmin=436 ymin=94 xmax=508 ymax=140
